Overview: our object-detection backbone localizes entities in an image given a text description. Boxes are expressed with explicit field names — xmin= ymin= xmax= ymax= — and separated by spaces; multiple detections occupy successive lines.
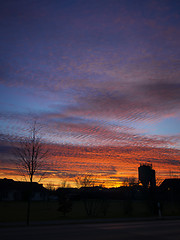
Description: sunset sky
xmin=0 ymin=0 xmax=180 ymax=187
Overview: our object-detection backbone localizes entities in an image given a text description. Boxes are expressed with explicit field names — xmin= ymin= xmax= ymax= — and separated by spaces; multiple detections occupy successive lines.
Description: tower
xmin=138 ymin=163 xmax=156 ymax=188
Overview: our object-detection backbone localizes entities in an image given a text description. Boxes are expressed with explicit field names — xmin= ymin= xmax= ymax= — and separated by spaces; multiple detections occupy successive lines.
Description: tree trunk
xmin=27 ymin=181 xmax=33 ymax=226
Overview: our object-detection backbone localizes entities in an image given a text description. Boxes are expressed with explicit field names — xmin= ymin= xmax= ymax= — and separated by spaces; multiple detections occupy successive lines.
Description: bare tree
xmin=14 ymin=121 xmax=49 ymax=183
xmin=13 ymin=121 xmax=50 ymax=225
xmin=60 ymin=179 xmax=71 ymax=188
xmin=75 ymin=175 xmax=102 ymax=217
xmin=122 ymin=177 xmax=137 ymax=187
xmin=75 ymin=175 xmax=95 ymax=188
xmin=46 ymin=183 xmax=56 ymax=191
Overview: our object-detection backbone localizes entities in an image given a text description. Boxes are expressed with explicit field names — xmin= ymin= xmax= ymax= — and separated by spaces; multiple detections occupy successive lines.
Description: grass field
xmin=0 ymin=200 xmax=180 ymax=223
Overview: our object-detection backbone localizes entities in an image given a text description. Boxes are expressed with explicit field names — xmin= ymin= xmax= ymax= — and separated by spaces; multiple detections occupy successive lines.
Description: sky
xmin=0 ymin=0 xmax=180 ymax=187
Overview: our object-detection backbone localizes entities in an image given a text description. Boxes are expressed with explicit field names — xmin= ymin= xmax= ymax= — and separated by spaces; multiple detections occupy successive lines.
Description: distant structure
xmin=138 ymin=163 xmax=156 ymax=188
xmin=0 ymin=178 xmax=47 ymax=201
xmin=160 ymin=178 xmax=180 ymax=192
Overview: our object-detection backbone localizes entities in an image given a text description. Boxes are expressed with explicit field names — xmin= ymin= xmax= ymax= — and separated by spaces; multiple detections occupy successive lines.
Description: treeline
xmin=47 ymin=179 xmax=180 ymax=218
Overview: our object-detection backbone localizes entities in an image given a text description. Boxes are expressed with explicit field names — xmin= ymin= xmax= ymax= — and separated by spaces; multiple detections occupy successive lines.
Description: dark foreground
xmin=1 ymin=220 xmax=180 ymax=240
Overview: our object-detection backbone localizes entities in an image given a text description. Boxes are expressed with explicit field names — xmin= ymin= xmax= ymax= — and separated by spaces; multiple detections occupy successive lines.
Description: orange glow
xmin=1 ymin=145 xmax=179 ymax=188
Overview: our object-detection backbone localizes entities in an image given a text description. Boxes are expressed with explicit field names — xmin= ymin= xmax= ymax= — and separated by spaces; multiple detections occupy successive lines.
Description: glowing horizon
xmin=0 ymin=143 xmax=179 ymax=188
xmin=0 ymin=0 xmax=179 ymax=186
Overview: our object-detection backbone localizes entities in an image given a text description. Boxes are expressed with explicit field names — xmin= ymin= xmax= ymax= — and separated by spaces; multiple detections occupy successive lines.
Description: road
xmin=0 ymin=220 xmax=180 ymax=240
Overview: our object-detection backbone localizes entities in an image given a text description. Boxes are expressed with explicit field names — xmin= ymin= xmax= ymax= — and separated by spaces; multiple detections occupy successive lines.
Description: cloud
xmin=0 ymin=138 xmax=179 ymax=185
xmin=141 ymin=82 xmax=180 ymax=102
xmin=0 ymin=102 xmax=179 ymax=149
xmin=0 ymin=0 xmax=180 ymax=185
xmin=61 ymin=79 xmax=180 ymax=124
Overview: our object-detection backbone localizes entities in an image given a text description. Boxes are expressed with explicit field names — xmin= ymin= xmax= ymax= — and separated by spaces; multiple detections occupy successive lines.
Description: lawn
xmin=0 ymin=200 xmax=179 ymax=223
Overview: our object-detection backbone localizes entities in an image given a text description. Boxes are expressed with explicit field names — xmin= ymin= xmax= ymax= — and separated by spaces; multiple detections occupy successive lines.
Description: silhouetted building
xmin=159 ymin=178 xmax=180 ymax=201
xmin=160 ymin=178 xmax=180 ymax=192
xmin=138 ymin=163 xmax=156 ymax=188
xmin=0 ymin=178 xmax=48 ymax=201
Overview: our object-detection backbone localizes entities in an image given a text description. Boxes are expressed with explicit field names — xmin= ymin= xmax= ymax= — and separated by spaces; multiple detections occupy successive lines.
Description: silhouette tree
xmin=75 ymin=175 xmax=103 ymax=217
xmin=13 ymin=121 xmax=49 ymax=225
xmin=46 ymin=183 xmax=56 ymax=191
xmin=122 ymin=177 xmax=137 ymax=187
xmin=60 ymin=179 xmax=71 ymax=188
xmin=75 ymin=175 xmax=95 ymax=188
xmin=58 ymin=194 xmax=72 ymax=217
xmin=14 ymin=121 xmax=49 ymax=182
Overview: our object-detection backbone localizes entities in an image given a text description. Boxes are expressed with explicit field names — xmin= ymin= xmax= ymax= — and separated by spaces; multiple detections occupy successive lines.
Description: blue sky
xmin=0 ymin=0 xmax=180 ymax=143
xmin=0 ymin=0 xmax=180 ymax=184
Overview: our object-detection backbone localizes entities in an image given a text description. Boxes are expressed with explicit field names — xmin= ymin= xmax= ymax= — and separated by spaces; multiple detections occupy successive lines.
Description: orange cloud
xmin=1 ymin=142 xmax=179 ymax=187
